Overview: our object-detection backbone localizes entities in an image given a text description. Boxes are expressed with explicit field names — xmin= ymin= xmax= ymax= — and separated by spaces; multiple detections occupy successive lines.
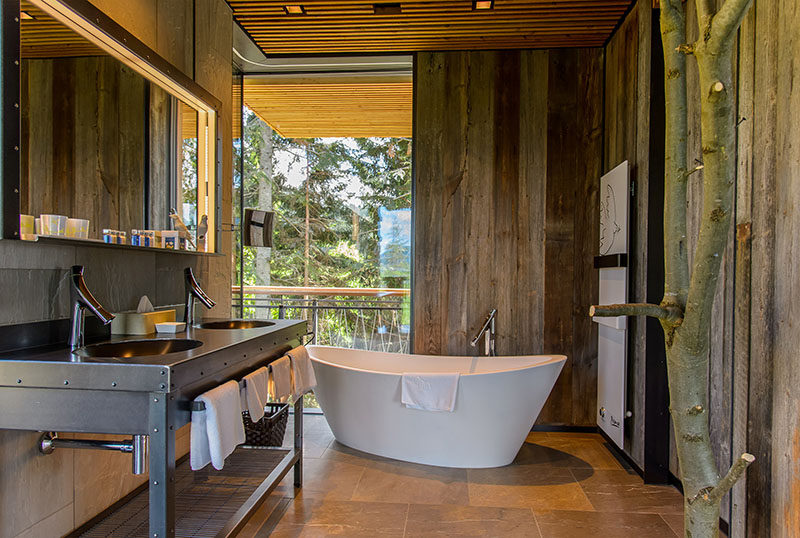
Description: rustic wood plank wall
xmin=414 ymin=49 xmax=602 ymax=425
xmin=603 ymin=1 xmax=650 ymax=468
xmin=605 ymin=0 xmax=800 ymax=535
xmin=22 ymin=57 xmax=147 ymax=239
xmin=762 ymin=0 xmax=799 ymax=535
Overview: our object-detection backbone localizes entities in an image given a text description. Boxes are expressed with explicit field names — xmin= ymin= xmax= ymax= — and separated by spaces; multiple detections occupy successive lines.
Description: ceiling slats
xmin=20 ymin=1 xmax=104 ymax=58
xmin=243 ymin=78 xmax=412 ymax=138
xmin=229 ymin=0 xmax=633 ymax=54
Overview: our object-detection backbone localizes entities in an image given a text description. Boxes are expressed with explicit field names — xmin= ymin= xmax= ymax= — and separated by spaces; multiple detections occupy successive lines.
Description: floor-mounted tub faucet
xmin=184 ymin=267 xmax=216 ymax=326
xmin=470 ymin=309 xmax=497 ymax=356
xmin=69 ymin=265 xmax=114 ymax=352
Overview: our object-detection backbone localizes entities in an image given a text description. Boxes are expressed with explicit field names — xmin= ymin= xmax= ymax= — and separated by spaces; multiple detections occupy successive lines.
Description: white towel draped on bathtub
xmin=401 ymin=372 xmax=460 ymax=412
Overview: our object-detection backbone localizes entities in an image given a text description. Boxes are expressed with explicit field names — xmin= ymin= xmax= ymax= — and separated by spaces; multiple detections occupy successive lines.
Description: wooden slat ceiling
xmin=243 ymin=75 xmax=412 ymax=138
xmin=228 ymin=0 xmax=633 ymax=54
xmin=20 ymin=1 xmax=103 ymax=58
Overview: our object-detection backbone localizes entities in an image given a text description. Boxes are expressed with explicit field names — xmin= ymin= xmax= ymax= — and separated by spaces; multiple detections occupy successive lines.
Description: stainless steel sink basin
xmin=73 ymin=339 xmax=203 ymax=358
xmin=196 ymin=320 xmax=275 ymax=330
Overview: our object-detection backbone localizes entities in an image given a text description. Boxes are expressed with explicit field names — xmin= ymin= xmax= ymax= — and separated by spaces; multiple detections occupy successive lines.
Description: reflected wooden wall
xmin=21 ymin=56 xmax=147 ymax=238
xmin=413 ymin=49 xmax=603 ymax=426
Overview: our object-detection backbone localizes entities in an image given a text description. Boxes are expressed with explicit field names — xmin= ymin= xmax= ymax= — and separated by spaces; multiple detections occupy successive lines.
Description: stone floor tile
xmin=404 ymin=503 xmax=541 ymax=537
xmin=534 ymin=509 xmax=679 ymax=537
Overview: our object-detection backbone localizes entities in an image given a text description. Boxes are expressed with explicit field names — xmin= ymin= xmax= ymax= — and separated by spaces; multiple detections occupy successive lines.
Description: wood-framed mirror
xmin=2 ymin=0 xmax=221 ymax=253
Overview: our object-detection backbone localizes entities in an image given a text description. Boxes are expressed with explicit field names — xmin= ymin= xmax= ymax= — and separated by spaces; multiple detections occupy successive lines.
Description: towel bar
xmin=188 ymin=336 xmax=314 ymax=412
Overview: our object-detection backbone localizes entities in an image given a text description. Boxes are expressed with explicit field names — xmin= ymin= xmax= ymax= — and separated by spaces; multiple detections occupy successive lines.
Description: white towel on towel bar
xmin=401 ymin=372 xmax=460 ymax=412
xmin=191 ymin=380 xmax=245 ymax=471
xmin=241 ymin=367 xmax=270 ymax=421
xmin=271 ymin=356 xmax=293 ymax=403
xmin=289 ymin=345 xmax=316 ymax=398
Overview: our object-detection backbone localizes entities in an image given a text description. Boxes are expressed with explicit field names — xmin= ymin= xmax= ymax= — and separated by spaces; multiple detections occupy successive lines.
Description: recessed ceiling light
xmin=20 ymin=11 xmax=35 ymax=20
xmin=373 ymin=3 xmax=402 ymax=15
xmin=473 ymin=0 xmax=494 ymax=9
xmin=284 ymin=5 xmax=305 ymax=15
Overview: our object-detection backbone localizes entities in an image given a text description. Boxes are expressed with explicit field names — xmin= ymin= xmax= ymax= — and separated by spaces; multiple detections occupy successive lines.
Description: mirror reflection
xmin=18 ymin=1 xmax=204 ymax=251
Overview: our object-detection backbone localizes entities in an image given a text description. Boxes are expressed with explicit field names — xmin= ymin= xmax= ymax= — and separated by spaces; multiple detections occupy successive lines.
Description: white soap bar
xmin=155 ymin=322 xmax=186 ymax=333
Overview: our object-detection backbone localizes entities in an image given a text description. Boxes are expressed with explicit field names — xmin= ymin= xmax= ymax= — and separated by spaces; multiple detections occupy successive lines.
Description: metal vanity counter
xmin=0 ymin=318 xmax=308 ymax=538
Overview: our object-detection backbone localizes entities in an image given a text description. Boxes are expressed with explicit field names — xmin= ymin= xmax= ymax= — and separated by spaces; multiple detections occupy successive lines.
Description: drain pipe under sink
xmin=38 ymin=432 xmax=148 ymax=474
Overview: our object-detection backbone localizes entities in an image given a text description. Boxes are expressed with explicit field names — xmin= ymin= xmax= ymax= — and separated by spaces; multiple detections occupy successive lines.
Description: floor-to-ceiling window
xmin=232 ymin=58 xmax=413 ymax=408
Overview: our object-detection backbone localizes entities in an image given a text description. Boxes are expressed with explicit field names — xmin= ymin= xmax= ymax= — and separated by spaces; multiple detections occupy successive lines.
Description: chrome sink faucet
xmin=69 ymin=265 xmax=114 ymax=351
xmin=470 ymin=309 xmax=497 ymax=356
xmin=184 ymin=267 xmax=216 ymax=326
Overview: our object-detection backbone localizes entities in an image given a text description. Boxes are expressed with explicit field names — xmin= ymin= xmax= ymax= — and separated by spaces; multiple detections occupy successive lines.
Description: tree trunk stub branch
xmin=589 ymin=303 xmax=682 ymax=323
xmin=707 ymin=453 xmax=755 ymax=504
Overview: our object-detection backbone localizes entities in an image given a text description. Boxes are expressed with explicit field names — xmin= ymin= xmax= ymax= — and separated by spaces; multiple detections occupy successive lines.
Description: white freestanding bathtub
xmin=307 ymin=345 xmax=566 ymax=468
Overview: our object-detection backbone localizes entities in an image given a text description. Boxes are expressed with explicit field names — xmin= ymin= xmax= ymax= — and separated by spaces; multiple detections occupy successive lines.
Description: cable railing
xmin=232 ymin=286 xmax=411 ymax=354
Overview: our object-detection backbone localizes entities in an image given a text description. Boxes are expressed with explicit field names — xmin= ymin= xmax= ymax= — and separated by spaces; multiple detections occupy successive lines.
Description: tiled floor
xmin=237 ymin=415 xmax=685 ymax=537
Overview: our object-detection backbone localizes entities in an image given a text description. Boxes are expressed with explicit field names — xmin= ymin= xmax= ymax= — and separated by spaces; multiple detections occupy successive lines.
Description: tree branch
xmin=660 ymin=2 xmax=690 ymax=309
xmin=708 ymin=453 xmax=755 ymax=503
xmin=696 ymin=0 xmax=715 ymax=26
xmin=590 ymin=303 xmax=682 ymax=323
xmin=708 ymin=0 xmax=754 ymax=50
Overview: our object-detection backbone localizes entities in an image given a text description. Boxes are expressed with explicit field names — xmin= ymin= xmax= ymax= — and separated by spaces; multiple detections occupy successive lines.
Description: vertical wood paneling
xmin=118 ymin=66 xmax=146 ymax=229
xmin=51 ymin=57 xmax=75 ymax=217
xmin=731 ymin=5 xmax=756 ymax=534
xmin=194 ymin=0 xmax=234 ymax=316
xmin=492 ymin=51 xmax=521 ymax=356
xmin=156 ymin=0 xmax=194 ymax=75
xmin=149 ymin=85 xmax=171 ymax=230
xmin=770 ymin=2 xmax=800 ymax=534
xmin=97 ymin=56 xmax=120 ymax=234
xmin=603 ymin=3 xmax=646 ymax=465
xmin=23 ymin=57 xmax=147 ymax=238
xmin=414 ymin=49 xmax=602 ymax=426
xmin=441 ymin=52 xmax=468 ymax=355
xmin=413 ymin=52 xmax=445 ymax=356
xmin=541 ymin=50 xmax=578 ymax=424
xmin=746 ymin=0 xmax=778 ymax=535
xmin=73 ymin=57 xmax=100 ymax=232
xmin=517 ymin=50 xmax=548 ymax=354
xmin=464 ymin=51 xmax=497 ymax=355
xmin=571 ymin=49 xmax=602 ymax=426
xmin=23 ymin=59 xmax=52 ymax=218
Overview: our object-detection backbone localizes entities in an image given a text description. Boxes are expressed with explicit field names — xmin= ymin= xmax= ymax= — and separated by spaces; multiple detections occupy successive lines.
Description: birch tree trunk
xmin=591 ymin=0 xmax=754 ymax=536
xmin=254 ymin=120 xmax=273 ymax=286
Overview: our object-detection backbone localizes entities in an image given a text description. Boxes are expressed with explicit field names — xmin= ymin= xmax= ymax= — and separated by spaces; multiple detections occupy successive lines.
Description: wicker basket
xmin=242 ymin=402 xmax=289 ymax=447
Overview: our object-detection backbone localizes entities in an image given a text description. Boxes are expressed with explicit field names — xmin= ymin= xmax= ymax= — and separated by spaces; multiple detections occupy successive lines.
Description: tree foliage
xmin=234 ymin=109 xmax=412 ymax=290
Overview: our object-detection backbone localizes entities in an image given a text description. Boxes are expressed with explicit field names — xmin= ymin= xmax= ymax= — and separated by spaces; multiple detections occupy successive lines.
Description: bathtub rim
xmin=307 ymin=345 xmax=567 ymax=378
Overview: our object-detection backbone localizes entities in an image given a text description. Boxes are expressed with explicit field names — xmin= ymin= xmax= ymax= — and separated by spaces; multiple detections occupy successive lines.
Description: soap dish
xmin=155 ymin=322 xmax=186 ymax=334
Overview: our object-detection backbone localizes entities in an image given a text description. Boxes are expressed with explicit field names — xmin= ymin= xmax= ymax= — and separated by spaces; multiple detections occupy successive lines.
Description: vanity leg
xmin=149 ymin=393 xmax=175 ymax=538
xmin=293 ymin=396 xmax=303 ymax=487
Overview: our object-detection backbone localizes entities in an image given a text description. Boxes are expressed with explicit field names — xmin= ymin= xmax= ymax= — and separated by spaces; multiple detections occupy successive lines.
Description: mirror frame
xmin=2 ymin=0 xmax=222 ymax=252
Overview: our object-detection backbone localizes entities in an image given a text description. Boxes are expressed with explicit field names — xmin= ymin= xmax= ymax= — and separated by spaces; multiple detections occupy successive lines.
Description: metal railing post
xmin=312 ymin=299 xmax=319 ymax=344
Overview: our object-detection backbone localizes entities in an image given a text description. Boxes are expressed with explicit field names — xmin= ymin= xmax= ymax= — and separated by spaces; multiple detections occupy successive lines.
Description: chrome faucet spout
xmin=470 ymin=309 xmax=497 ymax=356
xmin=69 ymin=265 xmax=114 ymax=351
xmin=184 ymin=267 xmax=216 ymax=326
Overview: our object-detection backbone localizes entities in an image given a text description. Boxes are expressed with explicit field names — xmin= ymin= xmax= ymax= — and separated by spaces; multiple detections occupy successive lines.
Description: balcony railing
xmin=231 ymin=286 xmax=411 ymax=354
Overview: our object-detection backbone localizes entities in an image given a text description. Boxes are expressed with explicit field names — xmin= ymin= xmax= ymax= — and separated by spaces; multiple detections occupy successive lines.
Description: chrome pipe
xmin=132 ymin=435 xmax=147 ymax=475
xmin=38 ymin=432 xmax=148 ymax=475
